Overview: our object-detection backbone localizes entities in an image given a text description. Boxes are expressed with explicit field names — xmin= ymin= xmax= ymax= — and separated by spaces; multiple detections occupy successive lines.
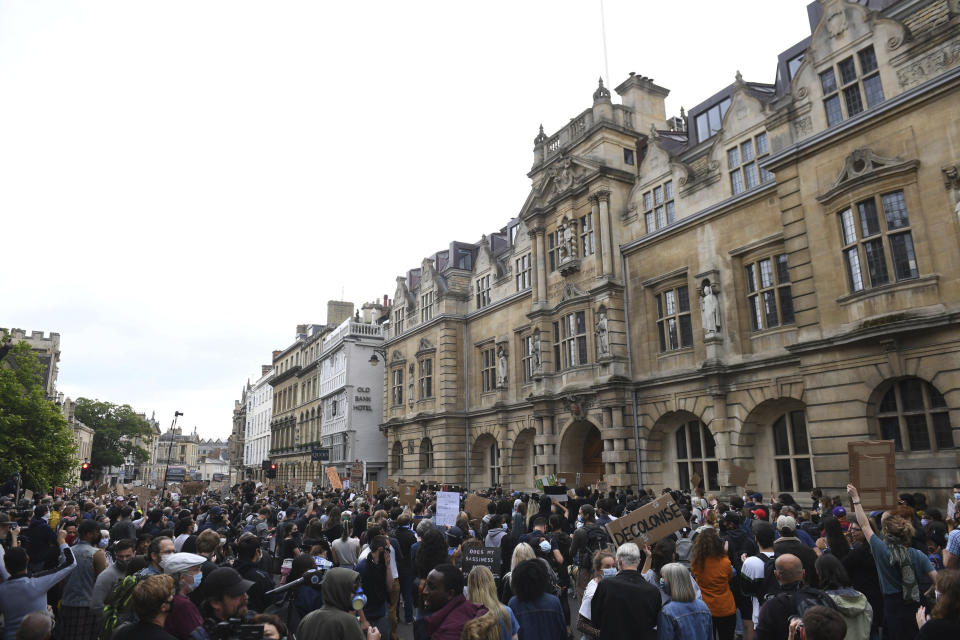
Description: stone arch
xmin=419 ymin=438 xmax=434 ymax=472
xmin=557 ymin=419 xmax=604 ymax=477
xmin=471 ymin=433 xmax=501 ymax=488
xmin=509 ymin=428 xmax=537 ymax=490
xmin=867 ymin=376 xmax=956 ymax=453
xmin=742 ymin=398 xmax=811 ymax=495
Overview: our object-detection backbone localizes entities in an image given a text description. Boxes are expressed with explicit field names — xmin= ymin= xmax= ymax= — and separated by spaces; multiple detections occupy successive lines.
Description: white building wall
xmin=245 ymin=370 xmax=274 ymax=474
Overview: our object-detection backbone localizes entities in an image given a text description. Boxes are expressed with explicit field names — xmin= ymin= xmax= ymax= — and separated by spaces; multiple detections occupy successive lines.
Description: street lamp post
xmin=164 ymin=411 xmax=183 ymax=486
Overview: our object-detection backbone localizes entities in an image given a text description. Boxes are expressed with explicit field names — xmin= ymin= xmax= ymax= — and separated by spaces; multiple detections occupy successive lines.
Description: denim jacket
xmin=656 ymin=599 xmax=713 ymax=640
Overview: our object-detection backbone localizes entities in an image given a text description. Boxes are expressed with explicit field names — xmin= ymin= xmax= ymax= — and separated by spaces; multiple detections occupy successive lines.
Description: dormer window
xmin=456 ymin=248 xmax=473 ymax=270
xmin=421 ymin=291 xmax=434 ymax=322
xmin=695 ymin=97 xmax=731 ymax=143
xmin=476 ymin=275 xmax=491 ymax=309
xmin=820 ymin=45 xmax=883 ymax=127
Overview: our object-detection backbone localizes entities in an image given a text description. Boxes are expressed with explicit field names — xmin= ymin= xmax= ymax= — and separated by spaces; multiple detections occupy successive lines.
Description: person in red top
xmin=416 ymin=565 xmax=486 ymax=640
xmin=161 ymin=552 xmax=207 ymax=640
xmin=690 ymin=528 xmax=737 ymax=640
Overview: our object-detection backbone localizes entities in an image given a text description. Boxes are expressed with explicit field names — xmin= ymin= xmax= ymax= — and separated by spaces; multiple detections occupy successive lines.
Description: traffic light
xmin=80 ymin=462 xmax=92 ymax=481
xmin=266 ymin=463 xmax=277 ymax=479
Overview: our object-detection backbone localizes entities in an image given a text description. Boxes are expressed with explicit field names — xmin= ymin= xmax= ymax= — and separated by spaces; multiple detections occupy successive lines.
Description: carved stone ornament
xmin=563 ymin=394 xmax=593 ymax=419
xmin=391 ymin=350 xmax=404 ymax=363
xmin=417 ymin=338 xmax=434 ymax=353
xmin=699 ymin=278 xmax=721 ymax=338
xmin=943 ymin=165 xmax=960 ymax=220
xmin=817 ymin=148 xmax=920 ymax=204
xmin=550 ymin=156 xmax=577 ymax=193
xmin=560 ymin=282 xmax=586 ymax=302
xmin=671 ymin=161 xmax=696 ymax=187
xmin=826 ymin=10 xmax=847 ymax=39
xmin=595 ymin=306 xmax=610 ymax=357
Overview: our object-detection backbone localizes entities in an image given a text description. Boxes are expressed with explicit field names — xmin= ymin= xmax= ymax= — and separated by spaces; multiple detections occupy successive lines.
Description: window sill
xmin=657 ymin=347 xmax=694 ymax=360
xmin=749 ymin=324 xmax=797 ymax=340
xmin=835 ymin=274 xmax=938 ymax=306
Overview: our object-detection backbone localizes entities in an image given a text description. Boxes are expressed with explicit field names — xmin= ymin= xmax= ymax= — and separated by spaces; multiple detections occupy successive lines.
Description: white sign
xmin=305 ymin=482 xmax=313 ymax=494
xmin=436 ymin=491 xmax=460 ymax=528
xmin=343 ymin=479 xmax=350 ymax=490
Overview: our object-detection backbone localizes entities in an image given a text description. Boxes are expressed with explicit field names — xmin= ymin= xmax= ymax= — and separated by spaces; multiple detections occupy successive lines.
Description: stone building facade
xmin=245 ymin=366 xmax=273 ymax=481
xmin=3 ymin=328 xmax=60 ymax=401
xmin=381 ymin=0 xmax=960 ymax=504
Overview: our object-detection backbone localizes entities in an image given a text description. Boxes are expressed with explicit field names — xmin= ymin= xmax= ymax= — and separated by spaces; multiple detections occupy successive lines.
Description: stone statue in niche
xmin=407 ymin=363 xmax=415 ymax=406
xmin=943 ymin=165 xmax=960 ymax=221
xmin=496 ymin=345 xmax=508 ymax=387
xmin=532 ymin=329 xmax=542 ymax=371
xmin=595 ymin=309 xmax=610 ymax=356
xmin=700 ymin=279 xmax=721 ymax=337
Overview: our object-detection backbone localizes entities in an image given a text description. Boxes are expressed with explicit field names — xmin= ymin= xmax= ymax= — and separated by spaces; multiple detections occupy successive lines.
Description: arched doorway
xmin=510 ymin=428 xmax=536 ymax=490
xmin=471 ymin=433 xmax=501 ymax=489
xmin=558 ymin=420 xmax=604 ymax=477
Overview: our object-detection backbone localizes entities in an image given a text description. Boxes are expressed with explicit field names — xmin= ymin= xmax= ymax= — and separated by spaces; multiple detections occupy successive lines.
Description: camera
xmin=205 ymin=618 xmax=265 ymax=640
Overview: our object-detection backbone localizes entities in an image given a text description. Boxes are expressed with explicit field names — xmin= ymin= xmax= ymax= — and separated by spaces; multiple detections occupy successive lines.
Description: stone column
xmin=596 ymin=190 xmax=613 ymax=277
xmin=535 ymin=228 xmax=548 ymax=305
xmin=589 ymin=194 xmax=603 ymax=278
xmin=528 ymin=228 xmax=541 ymax=305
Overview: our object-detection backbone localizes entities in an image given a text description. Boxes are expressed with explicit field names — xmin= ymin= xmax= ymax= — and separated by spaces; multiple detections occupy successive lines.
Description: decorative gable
xmin=816 ymin=148 xmax=919 ymax=204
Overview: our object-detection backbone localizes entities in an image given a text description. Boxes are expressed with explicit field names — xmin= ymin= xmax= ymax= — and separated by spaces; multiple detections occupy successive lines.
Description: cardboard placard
xmin=182 ymin=482 xmax=205 ymax=496
xmin=350 ymin=462 xmax=364 ymax=479
xmin=462 ymin=546 xmax=502 ymax=578
xmin=366 ymin=481 xmax=378 ymax=495
xmin=97 ymin=484 xmax=111 ymax=496
xmin=605 ymin=495 xmax=686 ymax=546
xmin=326 ymin=467 xmax=343 ymax=490
xmin=727 ymin=463 xmax=751 ymax=488
xmin=544 ymin=486 xmax=568 ymax=502
xmin=436 ymin=491 xmax=460 ymax=527
xmin=464 ymin=494 xmax=492 ymax=518
xmin=848 ymin=440 xmax=897 ymax=510
xmin=691 ymin=472 xmax=702 ymax=489
xmin=23 ymin=489 xmax=34 ymax=501
xmin=556 ymin=472 xmax=603 ymax=488
xmin=398 ymin=483 xmax=417 ymax=508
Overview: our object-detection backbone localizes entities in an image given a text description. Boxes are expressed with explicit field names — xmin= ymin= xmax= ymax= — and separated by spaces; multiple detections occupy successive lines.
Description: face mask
xmin=220 ymin=538 xmax=227 ymax=547
xmin=921 ymin=518 xmax=929 ymax=527
xmin=954 ymin=493 xmax=960 ymax=501
xmin=98 ymin=538 xmax=109 ymax=548
xmin=115 ymin=558 xmax=130 ymax=571
xmin=577 ymin=515 xmax=583 ymax=523
xmin=602 ymin=567 xmax=617 ymax=578
xmin=190 ymin=572 xmax=203 ymax=591
xmin=539 ymin=540 xmax=552 ymax=553
xmin=65 ymin=534 xmax=77 ymax=545
xmin=502 ymin=524 xmax=508 ymax=530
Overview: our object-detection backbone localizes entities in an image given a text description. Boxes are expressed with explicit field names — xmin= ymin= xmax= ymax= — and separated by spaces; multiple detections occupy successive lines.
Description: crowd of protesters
xmin=0 ymin=476 xmax=959 ymax=640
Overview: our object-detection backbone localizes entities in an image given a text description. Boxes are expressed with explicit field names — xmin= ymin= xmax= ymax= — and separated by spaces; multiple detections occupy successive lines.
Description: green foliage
xmin=74 ymin=397 xmax=153 ymax=469
xmin=0 ymin=337 xmax=78 ymax=491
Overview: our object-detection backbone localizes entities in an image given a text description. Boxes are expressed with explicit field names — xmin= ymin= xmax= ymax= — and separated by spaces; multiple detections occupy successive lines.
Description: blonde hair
xmin=660 ymin=562 xmax=696 ymax=603
xmin=132 ymin=574 xmax=175 ymax=620
xmin=467 ymin=566 xmax=509 ymax=637
xmin=511 ymin=542 xmax=535 ymax=571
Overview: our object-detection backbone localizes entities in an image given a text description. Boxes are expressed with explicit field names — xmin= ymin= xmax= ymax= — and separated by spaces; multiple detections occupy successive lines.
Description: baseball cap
xmin=0 ymin=512 xmax=12 ymax=525
xmin=162 ymin=552 xmax=207 ymax=575
xmin=751 ymin=508 xmax=768 ymax=520
xmin=202 ymin=567 xmax=254 ymax=599
xmin=832 ymin=506 xmax=846 ymax=518
xmin=446 ymin=526 xmax=463 ymax=542
xmin=776 ymin=515 xmax=797 ymax=532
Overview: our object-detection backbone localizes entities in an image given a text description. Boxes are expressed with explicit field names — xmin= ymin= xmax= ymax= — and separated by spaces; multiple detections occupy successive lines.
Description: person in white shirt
xmin=740 ymin=520 xmax=777 ymax=633
xmin=576 ymin=550 xmax=616 ymax=637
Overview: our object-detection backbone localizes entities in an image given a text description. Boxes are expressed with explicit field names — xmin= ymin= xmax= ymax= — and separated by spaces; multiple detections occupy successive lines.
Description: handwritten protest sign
xmin=326 ymin=467 xmax=343 ymax=490
xmin=436 ymin=491 xmax=460 ymax=527
xmin=848 ymin=440 xmax=897 ymax=510
xmin=398 ymin=482 xmax=417 ymax=507
xmin=605 ymin=495 xmax=685 ymax=546
xmin=350 ymin=462 xmax=364 ymax=480
xmin=182 ymin=482 xmax=205 ymax=496
xmin=727 ymin=463 xmax=750 ymax=488
xmin=465 ymin=494 xmax=491 ymax=518
xmin=462 ymin=546 xmax=501 ymax=578
xmin=366 ymin=481 xmax=378 ymax=495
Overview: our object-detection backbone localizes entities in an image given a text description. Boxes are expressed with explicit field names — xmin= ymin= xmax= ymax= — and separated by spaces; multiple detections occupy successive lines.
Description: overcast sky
xmin=1 ymin=0 xmax=814 ymax=442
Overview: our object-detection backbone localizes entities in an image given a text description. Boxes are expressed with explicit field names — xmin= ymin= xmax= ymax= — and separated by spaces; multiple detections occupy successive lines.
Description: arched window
xmin=392 ymin=441 xmax=403 ymax=473
xmin=876 ymin=378 xmax=953 ymax=452
xmin=772 ymin=410 xmax=813 ymax=492
xmin=420 ymin=438 xmax=434 ymax=472
xmin=675 ymin=420 xmax=718 ymax=491
xmin=489 ymin=442 xmax=501 ymax=486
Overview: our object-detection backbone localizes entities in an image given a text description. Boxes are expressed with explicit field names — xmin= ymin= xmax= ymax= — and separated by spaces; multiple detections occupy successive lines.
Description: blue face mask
xmin=352 ymin=587 xmax=367 ymax=611
xmin=190 ymin=572 xmax=202 ymax=591
xmin=602 ymin=568 xmax=617 ymax=578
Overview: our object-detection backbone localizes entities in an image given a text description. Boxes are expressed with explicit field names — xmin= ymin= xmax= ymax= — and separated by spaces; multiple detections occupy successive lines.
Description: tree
xmin=74 ymin=397 xmax=153 ymax=470
xmin=0 ymin=335 xmax=78 ymax=492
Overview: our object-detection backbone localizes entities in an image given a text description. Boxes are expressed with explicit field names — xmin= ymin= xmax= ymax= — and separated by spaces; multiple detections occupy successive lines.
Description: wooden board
xmin=605 ymin=495 xmax=686 ymax=546
xmin=727 ymin=463 xmax=751 ymax=488
xmin=350 ymin=462 xmax=364 ymax=479
xmin=398 ymin=482 xmax=417 ymax=508
xmin=848 ymin=440 xmax=897 ymax=510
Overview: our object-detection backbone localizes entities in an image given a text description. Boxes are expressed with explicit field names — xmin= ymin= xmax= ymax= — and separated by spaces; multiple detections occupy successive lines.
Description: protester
xmin=58 ymin=519 xmax=107 ymax=639
xmin=794 ymin=606 xmax=848 ymax=640
xmin=356 ymin=535 xmax=392 ymax=640
xmin=90 ymin=539 xmax=136 ymax=610
xmin=690 ymin=528 xmax=737 ymax=640
xmin=249 ymin=614 xmax=288 ymax=640
xmin=816 ymin=553 xmax=872 ymax=640
xmin=590 ymin=542 xmax=662 ymax=640
xmin=506 ymin=559 xmax=566 ymax=640
xmin=199 ymin=567 xmax=255 ymax=628
xmin=847 ymin=484 xmax=937 ymax=639
xmin=417 ymin=564 xmax=486 ymax=640
xmin=14 ymin=611 xmax=54 ymax=640
xmin=160 ymin=552 xmax=206 ymax=640
xmin=756 ymin=554 xmax=837 ymax=640
xmin=297 ymin=567 xmax=380 ymax=640
xmin=0 ymin=530 xmax=74 ymax=640
xmin=466 ymin=565 xmax=519 ymax=640
xmin=110 ymin=574 xmax=177 ymax=640
xmin=914 ymin=568 xmax=960 ymax=639
xmin=576 ymin=550 xmax=616 ymax=639
xmin=656 ymin=562 xmax=712 ymax=640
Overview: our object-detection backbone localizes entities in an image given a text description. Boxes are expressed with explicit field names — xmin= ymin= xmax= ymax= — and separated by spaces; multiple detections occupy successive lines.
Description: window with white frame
xmin=877 ymin=378 xmax=954 ymax=453
xmin=391 ymin=368 xmax=403 ymax=406
xmin=656 ymin=286 xmax=693 ymax=352
xmin=745 ymin=253 xmax=795 ymax=331
xmin=553 ymin=311 xmax=587 ymax=371
xmin=515 ymin=254 xmax=531 ymax=291
xmin=820 ymin=45 xmax=883 ymax=127
xmin=728 ymin=132 xmax=773 ymax=195
xmin=580 ymin=213 xmax=594 ymax=256
xmin=547 ymin=229 xmax=561 ymax=272
xmin=675 ymin=420 xmax=719 ymax=491
xmin=521 ymin=334 xmax=535 ymax=382
xmin=418 ymin=358 xmax=433 ymax=399
xmin=393 ymin=307 xmax=405 ymax=336
xmin=476 ymin=275 xmax=491 ymax=309
xmin=643 ymin=181 xmax=675 ymax=234
xmin=480 ymin=346 xmax=496 ymax=392
xmin=838 ymin=190 xmax=918 ymax=293
xmin=421 ymin=291 xmax=433 ymax=322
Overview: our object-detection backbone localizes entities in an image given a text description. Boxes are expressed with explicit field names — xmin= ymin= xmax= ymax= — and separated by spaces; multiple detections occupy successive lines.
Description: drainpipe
xmin=621 ymin=249 xmax=643 ymax=494
xmin=464 ymin=317 xmax=471 ymax=489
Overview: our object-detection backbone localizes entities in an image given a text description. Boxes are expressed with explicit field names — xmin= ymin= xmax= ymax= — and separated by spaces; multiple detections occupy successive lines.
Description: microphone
xmin=265 ymin=568 xmax=325 ymax=595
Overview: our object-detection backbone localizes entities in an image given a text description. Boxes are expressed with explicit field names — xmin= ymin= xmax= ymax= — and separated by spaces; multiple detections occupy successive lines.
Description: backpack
xmin=98 ymin=574 xmax=141 ymax=640
xmin=741 ymin=553 xmax=778 ymax=601
xmin=789 ymin=586 xmax=838 ymax=617
xmin=576 ymin=523 xmax=613 ymax=570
